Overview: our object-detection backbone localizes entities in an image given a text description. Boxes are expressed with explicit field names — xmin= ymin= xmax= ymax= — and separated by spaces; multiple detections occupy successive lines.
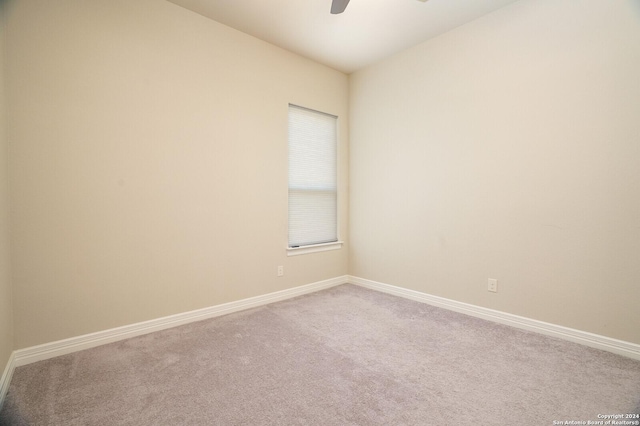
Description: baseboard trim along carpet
xmin=0 ymin=351 xmax=16 ymax=412
xmin=348 ymin=275 xmax=640 ymax=361
xmin=11 ymin=275 xmax=349 ymax=370
xmin=2 ymin=274 xmax=639 ymax=409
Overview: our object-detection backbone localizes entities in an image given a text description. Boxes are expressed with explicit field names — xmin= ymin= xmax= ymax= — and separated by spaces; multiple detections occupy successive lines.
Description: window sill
xmin=287 ymin=241 xmax=343 ymax=256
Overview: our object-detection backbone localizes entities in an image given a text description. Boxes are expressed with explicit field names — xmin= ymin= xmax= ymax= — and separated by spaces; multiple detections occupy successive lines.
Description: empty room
xmin=0 ymin=0 xmax=639 ymax=424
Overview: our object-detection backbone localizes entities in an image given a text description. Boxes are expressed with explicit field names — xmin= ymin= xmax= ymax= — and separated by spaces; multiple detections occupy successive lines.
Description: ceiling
xmin=166 ymin=0 xmax=521 ymax=74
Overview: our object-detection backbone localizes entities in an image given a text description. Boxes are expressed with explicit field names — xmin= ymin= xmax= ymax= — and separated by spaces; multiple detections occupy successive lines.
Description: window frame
xmin=287 ymin=104 xmax=343 ymax=256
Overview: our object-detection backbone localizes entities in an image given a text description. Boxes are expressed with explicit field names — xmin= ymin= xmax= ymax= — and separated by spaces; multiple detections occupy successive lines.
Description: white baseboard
xmin=0 ymin=275 xmax=347 ymax=409
xmin=11 ymin=275 xmax=348 ymax=369
xmin=348 ymin=275 xmax=640 ymax=361
xmin=0 ymin=351 xmax=16 ymax=412
xmin=2 ymin=273 xmax=638 ymax=410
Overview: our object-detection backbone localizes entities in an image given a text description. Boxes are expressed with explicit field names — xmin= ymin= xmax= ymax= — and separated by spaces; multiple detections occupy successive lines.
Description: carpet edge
xmin=348 ymin=275 xmax=640 ymax=361
xmin=10 ymin=275 xmax=349 ymax=370
xmin=0 ymin=350 xmax=15 ymax=411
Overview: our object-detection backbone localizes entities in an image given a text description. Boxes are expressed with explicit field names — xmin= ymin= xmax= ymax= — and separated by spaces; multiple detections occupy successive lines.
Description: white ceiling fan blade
xmin=330 ymin=0 xmax=350 ymax=14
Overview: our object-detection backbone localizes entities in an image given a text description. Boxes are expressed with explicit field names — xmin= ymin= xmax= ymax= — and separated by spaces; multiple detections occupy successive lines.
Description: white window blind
xmin=288 ymin=104 xmax=338 ymax=248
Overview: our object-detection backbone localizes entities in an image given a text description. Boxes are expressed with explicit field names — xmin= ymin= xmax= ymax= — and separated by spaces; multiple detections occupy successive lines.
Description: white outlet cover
xmin=488 ymin=278 xmax=498 ymax=292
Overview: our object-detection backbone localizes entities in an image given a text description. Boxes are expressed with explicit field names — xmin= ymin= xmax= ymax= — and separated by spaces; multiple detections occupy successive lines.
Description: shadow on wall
xmin=633 ymin=0 xmax=640 ymax=18
xmin=0 ymin=0 xmax=16 ymax=29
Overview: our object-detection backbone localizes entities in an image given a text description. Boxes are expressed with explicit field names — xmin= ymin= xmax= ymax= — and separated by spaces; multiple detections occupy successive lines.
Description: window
xmin=288 ymin=104 xmax=341 ymax=255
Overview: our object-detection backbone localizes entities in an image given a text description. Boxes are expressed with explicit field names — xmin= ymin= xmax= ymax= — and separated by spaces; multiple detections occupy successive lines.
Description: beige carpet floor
xmin=1 ymin=284 xmax=639 ymax=425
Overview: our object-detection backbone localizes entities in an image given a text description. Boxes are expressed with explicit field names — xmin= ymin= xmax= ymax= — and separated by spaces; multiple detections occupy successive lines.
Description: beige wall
xmin=350 ymin=0 xmax=640 ymax=344
xmin=6 ymin=0 xmax=349 ymax=349
xmin=0 ymin=0 xmax=14 ymax=368
xmin=3 ymin=0 xmax=638 ymax=353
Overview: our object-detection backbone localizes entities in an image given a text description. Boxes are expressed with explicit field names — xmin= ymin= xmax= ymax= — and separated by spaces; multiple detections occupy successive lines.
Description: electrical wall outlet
xmin=277 ymin=266 xmax=284 ymax=277
xmin=488 ymin=278 xmax=498 ymax=293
